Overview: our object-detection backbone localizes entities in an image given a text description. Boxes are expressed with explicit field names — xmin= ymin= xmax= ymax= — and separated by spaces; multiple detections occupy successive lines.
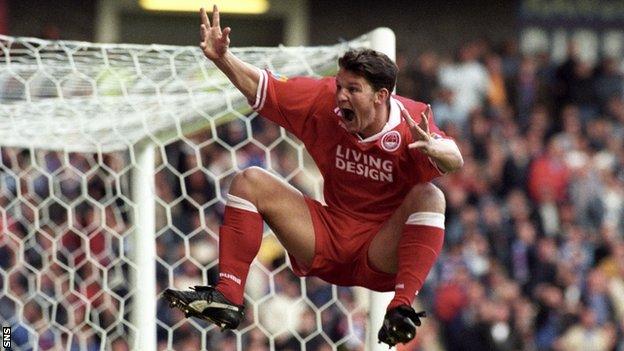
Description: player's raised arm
xmin=200 ymin=5 xmax=260 ymax=103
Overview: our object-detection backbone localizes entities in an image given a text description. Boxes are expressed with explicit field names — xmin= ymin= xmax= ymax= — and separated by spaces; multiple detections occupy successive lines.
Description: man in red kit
xmin=164 ymin=5 xmax=463 ymax=347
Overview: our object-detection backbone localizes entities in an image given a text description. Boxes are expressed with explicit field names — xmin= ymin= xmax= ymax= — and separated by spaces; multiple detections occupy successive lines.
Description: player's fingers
xmin=413 ymin=123 xmax=430 ymax=140
xmin=200 ymin=24 xmax=208 ymax=40
xmin=422 ymin=104 xmax=432 ymax=132
xmin=408 ymin=141 xmax=430 ymax=152
xmin=419 ymin=110 xmax=430 ymax=134
xmin=222 ymin=27 xmax=231 ymax=41
xmin=401 ymin=108 xmax=416 ymax=127
xmin=212 ymin=4 xmax=220 ymax=28
xmin=401 ymin=109 xmax=415 ymax=125
xmin=420 ymin=106 xmax=430 ymax=124
xmin=200 ymin=7 xmax=210 ymax=27
xmin=402 ymin=109 xmax=421 ymax=140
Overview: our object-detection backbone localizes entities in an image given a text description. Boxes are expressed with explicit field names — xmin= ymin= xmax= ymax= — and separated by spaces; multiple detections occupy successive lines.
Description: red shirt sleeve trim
xmin=251 ymin=69 xmax=268 ymax=110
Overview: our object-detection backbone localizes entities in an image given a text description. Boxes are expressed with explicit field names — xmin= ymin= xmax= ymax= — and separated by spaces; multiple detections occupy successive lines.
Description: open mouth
xmin=341 ymin=108 xmax=355 ymax=122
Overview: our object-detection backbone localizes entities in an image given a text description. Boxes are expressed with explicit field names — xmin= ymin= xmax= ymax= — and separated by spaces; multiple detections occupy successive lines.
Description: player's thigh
xmin=367 ymin=183 xmax=445 ymax=274
xmin=366 ymin=209 xmax=405 ymax=274
xmin=234 ymin=167 xmax=316 ymax=267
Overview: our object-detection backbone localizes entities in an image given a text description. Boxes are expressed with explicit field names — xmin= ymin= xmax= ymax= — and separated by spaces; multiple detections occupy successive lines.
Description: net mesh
xmin=0 ymin=33 xmax=379 ymax=350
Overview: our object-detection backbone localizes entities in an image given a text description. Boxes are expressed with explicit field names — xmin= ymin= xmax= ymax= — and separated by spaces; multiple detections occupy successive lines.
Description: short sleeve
xmin=251 ymin=69 xmax=328 ymax=138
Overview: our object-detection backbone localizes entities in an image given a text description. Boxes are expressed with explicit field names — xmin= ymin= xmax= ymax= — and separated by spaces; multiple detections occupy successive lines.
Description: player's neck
xmin=358 ymin=102 xmax=389 ymax=139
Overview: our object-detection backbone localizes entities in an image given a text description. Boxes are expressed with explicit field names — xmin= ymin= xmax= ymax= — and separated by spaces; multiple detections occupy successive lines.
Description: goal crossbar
xmin=0 ymin=35 xmax=369 ymax=153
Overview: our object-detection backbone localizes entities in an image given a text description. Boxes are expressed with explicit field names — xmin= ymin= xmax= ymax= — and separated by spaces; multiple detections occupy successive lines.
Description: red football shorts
xmin=288 ymin=197 xmax=396 ymax=292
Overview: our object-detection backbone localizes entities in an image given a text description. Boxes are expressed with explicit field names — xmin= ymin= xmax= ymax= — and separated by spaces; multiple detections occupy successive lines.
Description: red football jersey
xmin=251 ymin=70 xmax=446 ymax=223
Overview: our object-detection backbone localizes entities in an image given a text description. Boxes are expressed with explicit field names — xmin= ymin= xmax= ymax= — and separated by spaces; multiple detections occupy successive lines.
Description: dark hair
xmin=338 ymin=49 xmax=398 ymax=92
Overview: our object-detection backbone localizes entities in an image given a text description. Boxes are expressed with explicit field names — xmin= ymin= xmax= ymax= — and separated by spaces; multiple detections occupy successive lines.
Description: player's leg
xmin=368 ymin=182 xmax=445 ymax=276
xmin=164 ymin=166 xmax=315 ymax=328
xmin=368 ymin=182 xmax=445 ymax=346
xmin=215 ymin=166 xmax=315 ymax=301
xmin=226 ymin=166 xmax=316 ymax=265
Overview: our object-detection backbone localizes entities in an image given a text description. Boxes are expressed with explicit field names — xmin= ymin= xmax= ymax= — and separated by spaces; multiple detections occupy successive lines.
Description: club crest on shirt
xmin=380 ymin=131 xmax=401 ymax=152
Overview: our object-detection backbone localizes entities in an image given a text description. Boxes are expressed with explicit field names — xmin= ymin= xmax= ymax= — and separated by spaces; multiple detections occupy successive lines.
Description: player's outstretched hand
xmin=200 ymin=5 xmax=231 ymax=61
xmin=403 ymin=105 xmax=435 ymax=155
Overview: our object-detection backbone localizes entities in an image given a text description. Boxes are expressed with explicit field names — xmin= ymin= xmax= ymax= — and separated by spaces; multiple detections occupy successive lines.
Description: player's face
xmin=335 ymin=68 xmax=385 ymax=137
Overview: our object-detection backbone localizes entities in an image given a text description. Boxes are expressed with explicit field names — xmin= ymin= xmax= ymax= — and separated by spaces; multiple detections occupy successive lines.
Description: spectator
xmin=438 ymin=42 xmax=489 ymax=128
xmin=410 ymin=51 xmax=440 ymax=103
xmin=527 ymin=135 xmax=570 ymax=205
xmin=555 ymin=306 xmax=617 ymax=351
xmin=485 ymin=54 xmax=508 ymax=112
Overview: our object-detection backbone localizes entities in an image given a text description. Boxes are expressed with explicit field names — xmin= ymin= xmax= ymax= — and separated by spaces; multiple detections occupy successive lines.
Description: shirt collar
xmin=357 ymin=97 xmax=403 ymax=143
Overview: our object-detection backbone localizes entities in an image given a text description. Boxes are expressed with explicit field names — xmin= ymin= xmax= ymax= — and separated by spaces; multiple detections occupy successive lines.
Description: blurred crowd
xmin=1 ymin=35 xmax=624 ymax=351
xmin=394 ymin=38 xmax=624 ymax=351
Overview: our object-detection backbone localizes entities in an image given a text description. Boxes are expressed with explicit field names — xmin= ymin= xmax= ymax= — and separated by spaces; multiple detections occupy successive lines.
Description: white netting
xmin=0 ymin=35 xmax=365 ymax=152
xmin=0 ymin=32 xmax=383 ymax=350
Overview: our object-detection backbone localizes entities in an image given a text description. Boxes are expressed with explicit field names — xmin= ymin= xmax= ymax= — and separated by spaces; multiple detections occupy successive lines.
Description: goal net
xmin=0 ymin=29 xmax=396 ymax=351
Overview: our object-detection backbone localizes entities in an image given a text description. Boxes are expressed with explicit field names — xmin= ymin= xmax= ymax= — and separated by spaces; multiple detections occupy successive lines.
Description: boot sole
xmin=378 ymin=319 xmax=416 ymax=346
xmin=163 ymin=289 xmax=237 ymax=330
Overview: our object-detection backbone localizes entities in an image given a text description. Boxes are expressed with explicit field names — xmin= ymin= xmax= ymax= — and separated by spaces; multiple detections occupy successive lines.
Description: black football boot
xmin=377 ymin=305 xmax=426 ymax=348
xmin=163 ymin=285 xmax=244 ymax=330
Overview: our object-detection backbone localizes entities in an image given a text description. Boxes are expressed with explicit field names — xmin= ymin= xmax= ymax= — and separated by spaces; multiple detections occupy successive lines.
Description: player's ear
xmin=375 ymin=88 xmax=389 ymax=105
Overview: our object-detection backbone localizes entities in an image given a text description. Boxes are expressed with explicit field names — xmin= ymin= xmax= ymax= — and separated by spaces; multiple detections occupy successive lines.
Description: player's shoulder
xmin=320 ymin=76 xmax=337 ymax=89
xmin=286 ymin=75 xmax=336 ymax=96
xmin=289 ymin=76 xmax=337 ymax=117
xmin=281 ymin=73 xmax=334 ymax=84
xmin=393 ymin=95 xmax=427 ymax=113
xmin=267 ymin=70 xmax=333 ymax=86
xmin=313 ymin=77 xmax=338 ymax=106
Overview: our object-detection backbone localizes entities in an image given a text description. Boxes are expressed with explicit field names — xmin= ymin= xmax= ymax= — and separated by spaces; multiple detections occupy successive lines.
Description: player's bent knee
xmin=229 ymin=166 xmax=270 ymax=200
xmin=406 ymin=183 xmax=445 ymax=213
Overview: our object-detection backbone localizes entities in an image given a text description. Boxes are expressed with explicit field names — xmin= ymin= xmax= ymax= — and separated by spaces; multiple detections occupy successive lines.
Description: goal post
xmin=130 ymin=141 xmax=157 ymax=351
xmin=366 ymin=27 xmax=397 ymax=351
xmin=0 ymin=28 xmax=396 ymax=351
